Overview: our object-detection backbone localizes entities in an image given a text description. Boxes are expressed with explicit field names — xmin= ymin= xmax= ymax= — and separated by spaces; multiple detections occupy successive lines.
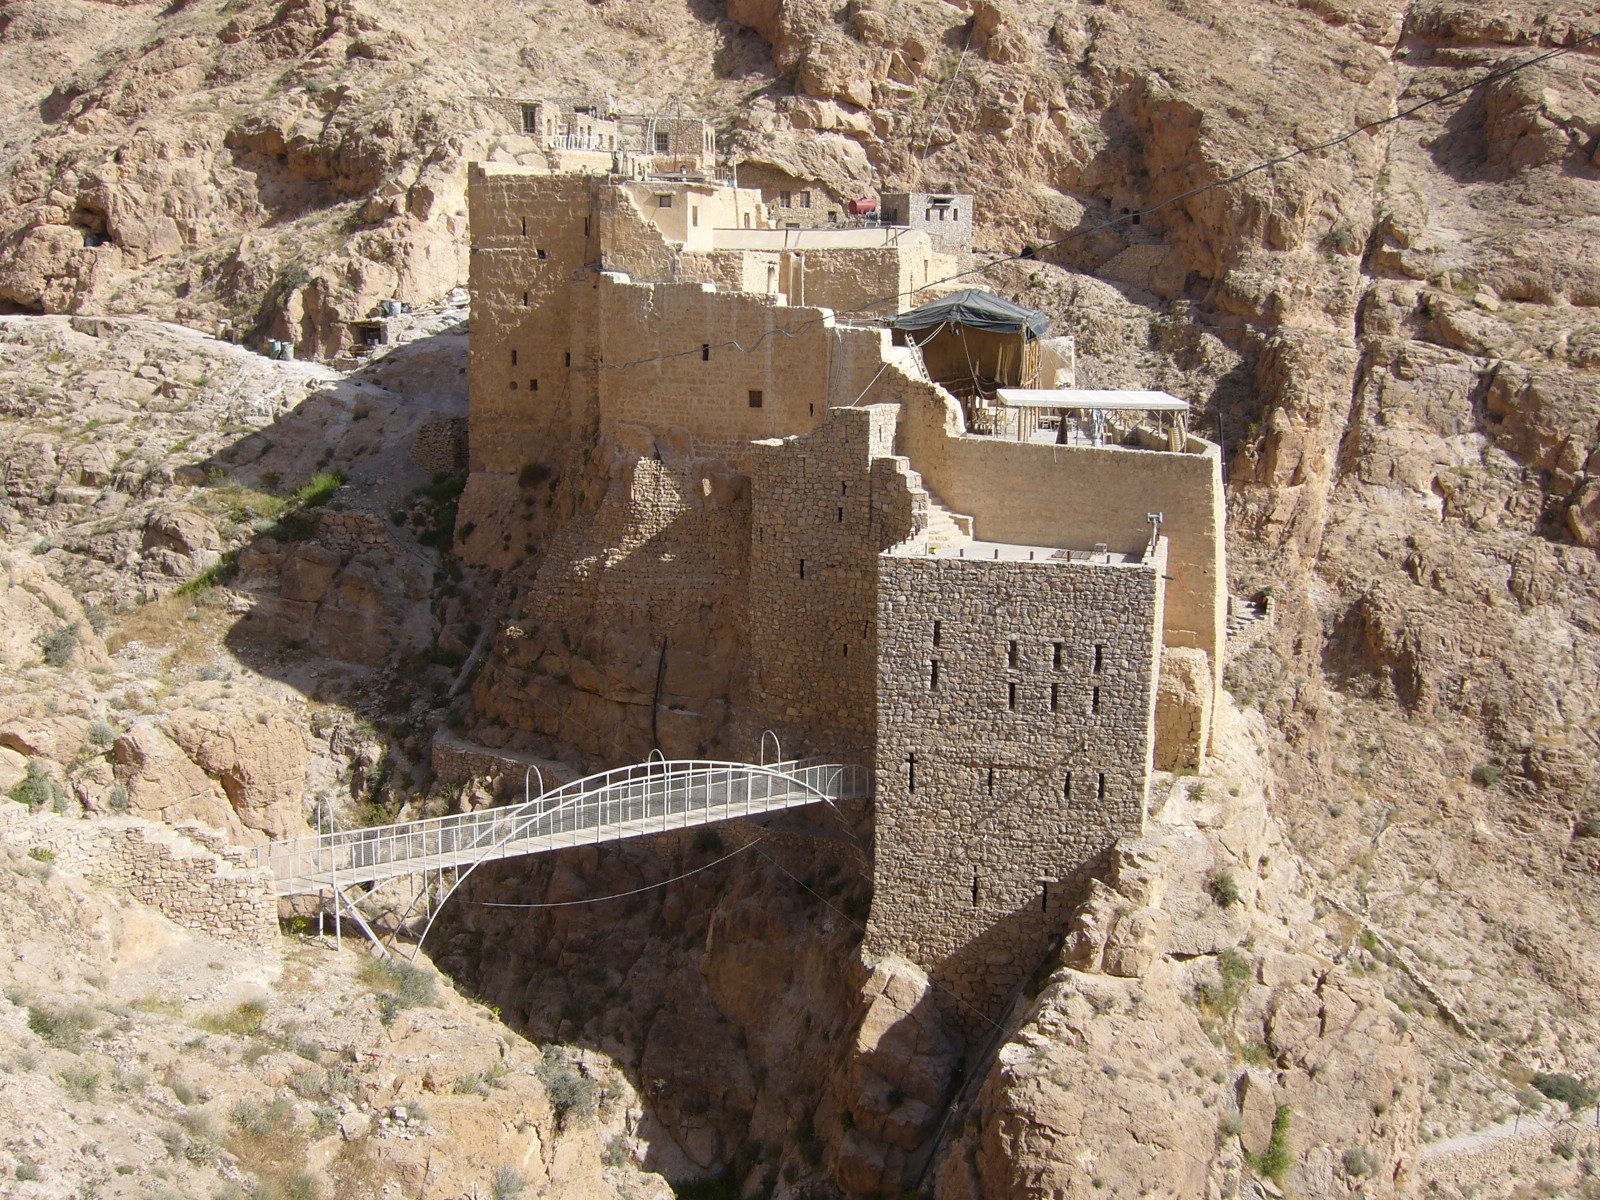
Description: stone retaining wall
xmin=411 ymin=417 xmax=468 ymax=474
xmin=431 ymin=730 xmax=581 ymax=794
xmin=1419 ymin=1124 xmax=1568 ymax=1192
xmin=313 ymin=510 xmax=395 ymax=559
xmin=0 ymin=807 xmax=277 ymax=947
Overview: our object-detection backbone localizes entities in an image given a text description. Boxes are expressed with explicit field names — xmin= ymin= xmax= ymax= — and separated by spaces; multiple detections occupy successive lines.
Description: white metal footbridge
xmin=252 ymin=754 xmax=870 ymax=956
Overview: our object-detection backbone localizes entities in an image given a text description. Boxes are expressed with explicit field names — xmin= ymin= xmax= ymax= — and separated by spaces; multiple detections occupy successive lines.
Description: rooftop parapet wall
xmin=710 ymin=227 xmax=925 ymax=252
xmin=619 ymin=180 xmax=767 ymax=252
xmin=887 ymin=366 xmax=1226 ymax=722
xmin=594 ymin=274 xmax=892 ymax=468
xmin=869 ymin=542 xmax=1166 ymax=1030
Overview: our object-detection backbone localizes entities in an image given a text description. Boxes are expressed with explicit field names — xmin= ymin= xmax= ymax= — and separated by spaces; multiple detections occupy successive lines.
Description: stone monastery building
xmin=459 ymin=124 xmax=1226 ymax=1025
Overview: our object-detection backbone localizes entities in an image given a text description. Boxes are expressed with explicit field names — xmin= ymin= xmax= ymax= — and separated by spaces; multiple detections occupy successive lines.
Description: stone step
xmin=921 ymin=488 xmax=974 ymax=549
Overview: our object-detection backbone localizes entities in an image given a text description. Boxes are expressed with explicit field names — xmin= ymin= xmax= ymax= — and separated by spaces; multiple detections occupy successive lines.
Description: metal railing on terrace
xmin=253 ymin=757 xmax=869 ymax=898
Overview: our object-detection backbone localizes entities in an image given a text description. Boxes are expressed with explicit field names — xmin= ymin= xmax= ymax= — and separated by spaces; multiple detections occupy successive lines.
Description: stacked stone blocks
xmin=869 ymin=543 xmax=1166 ymax=1029
xmin=1 ymin=807 xmax=277 ymax=947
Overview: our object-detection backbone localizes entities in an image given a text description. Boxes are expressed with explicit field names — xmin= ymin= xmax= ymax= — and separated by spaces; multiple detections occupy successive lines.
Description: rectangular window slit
xmin=530 ymin=379 xmax=538 ymax=392
xmin=520 ymin=217 xmax=527 ymax=236
xmin=583 ymin=216 xmax=590 ymax=237
xmin=1094 ymin=644 xmax=1105 ymax=673
xmin=522 ymin=291 xmax=529 ymax=306
xmin=970 ymin=873 xmax=979 ymax=907
xmin=701 ymin=344 xmax=710 ymax=361
xmin=1007 ymin=682 xmax=1017 ymax=710
xmin=798 ymin=559 xmax=805 ymax=580
xmin=930 ymin=660 xmax=940 ymax=690
xmin=841 ymin=643 xmax=848 ymax=659
xmin=986 ymin=768 xmax=995 ymax=793
xmin=1050 ymin=682 xmax=1059 ymax=712
xmin=511 ymin=349 xmax=518 ymax=366
xmin=1063 ymin=772 xmax=1073 ymax=801
xmin=1053 ymin=642 xmax=1063 ymax=669
xmin=748 ymin=389 xmax=763 ymax=408
xmin=1040 ymin=882 xmax=1049 ymax=912
xmin=1091 ymin=686 xmax=1101 ymax=714
xmin=907 ymin=754 xmax=916 ymax=793
xmin=932 ymin=620 xmax=941 ymax=647
xmin=564 ymin=352 xmax=571 ymax=367
xmin=1097 ymin=772 xmax=1107 ymax=800
xmin=1007 ymin=640 xmax=1018 ymax=668
xmin=836 ymin=506 xmax=844 ymax=523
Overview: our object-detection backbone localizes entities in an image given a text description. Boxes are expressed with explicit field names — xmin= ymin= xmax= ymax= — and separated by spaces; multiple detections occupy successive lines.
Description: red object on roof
xmin=847 ymin=198 xmax=878 ymax=215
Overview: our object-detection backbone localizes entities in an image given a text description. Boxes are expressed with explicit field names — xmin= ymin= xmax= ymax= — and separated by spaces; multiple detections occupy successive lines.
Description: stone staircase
xmin=923 ymin=493 xmax=974 ymax=550
xmin=1225 ymin=593 xmax=1276 ymax=657
xmin=1227 ymin=599 xmax=1265 ymax=635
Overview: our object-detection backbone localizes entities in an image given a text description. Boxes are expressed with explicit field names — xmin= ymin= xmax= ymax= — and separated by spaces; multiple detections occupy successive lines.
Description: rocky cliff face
xmin=1 ymin=1 xmax=1597 ymax=1197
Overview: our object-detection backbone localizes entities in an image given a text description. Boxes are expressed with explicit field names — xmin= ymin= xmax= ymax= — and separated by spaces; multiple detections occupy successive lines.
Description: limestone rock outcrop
xmin=166 ymin=692 xmax=312 ymax=840
xmin=111 ymin=723 xmax=243 ymax=839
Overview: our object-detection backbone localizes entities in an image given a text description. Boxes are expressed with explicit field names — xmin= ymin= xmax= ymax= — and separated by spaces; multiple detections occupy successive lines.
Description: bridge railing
xmin=256 ymin=758 xmax=869 ymax=895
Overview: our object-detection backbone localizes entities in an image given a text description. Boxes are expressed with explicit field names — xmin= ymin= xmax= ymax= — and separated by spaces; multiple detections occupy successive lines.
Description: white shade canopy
xmin=996 ymin=388 xmax=1189 ymax=411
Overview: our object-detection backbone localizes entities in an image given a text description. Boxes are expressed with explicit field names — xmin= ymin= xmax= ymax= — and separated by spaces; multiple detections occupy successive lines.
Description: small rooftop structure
xmin=474 ymin=96 xmax=719 ymax=181
xmin=890 ymin=290 xmax=1053 ymax=433
xmin=996 ymin=388 xmax=1191 ymax=448
xmin=879 ymin=190 xmax=974 ymax=254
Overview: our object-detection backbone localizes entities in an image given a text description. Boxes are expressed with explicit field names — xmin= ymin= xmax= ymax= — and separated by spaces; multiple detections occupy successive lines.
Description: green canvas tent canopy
xmin=889 ymin=289 xmax=1052 ymax=339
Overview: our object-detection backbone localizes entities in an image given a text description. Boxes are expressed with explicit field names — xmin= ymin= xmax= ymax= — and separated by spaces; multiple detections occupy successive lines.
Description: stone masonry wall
xmin=868 ymin=543 xmax=1166 ymax=1030
xmin=746 ymin=405 xmax=919 ymax=755
xmin=523 ymin=451 xmax=749 ymax=636
xmin=0 ymin=807 xmax=277 ymax=947
xmin=595 ymin=275 xmax=889 ymax=469
xmin=785 ymin=244 xmax=928 ymax=318
xmin=466 ymin=168 xmax=597 ymax=474
xmin=410 ymin=416 xmax=468 ymax=474
xmin=430 ymin=729 xmax=581 ymax=793
xmin=887 ymin=365 xmax=1226 ymax=732
xmin=470 ymin=446 xmax=752 ymax=761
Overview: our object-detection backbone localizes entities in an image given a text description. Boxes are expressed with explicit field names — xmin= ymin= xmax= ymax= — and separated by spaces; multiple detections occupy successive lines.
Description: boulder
xmin=141 ymin=507 xmax=223 ymax=575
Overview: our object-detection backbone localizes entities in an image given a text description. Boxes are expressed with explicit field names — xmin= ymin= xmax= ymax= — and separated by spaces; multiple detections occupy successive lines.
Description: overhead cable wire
xmin=474 ymin=838 xmax=762 ymax=908
xmin=567 ymin=30 xmax=1598 ymax=378
xmin=921 ymin=26 xmax=975 ymax=161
